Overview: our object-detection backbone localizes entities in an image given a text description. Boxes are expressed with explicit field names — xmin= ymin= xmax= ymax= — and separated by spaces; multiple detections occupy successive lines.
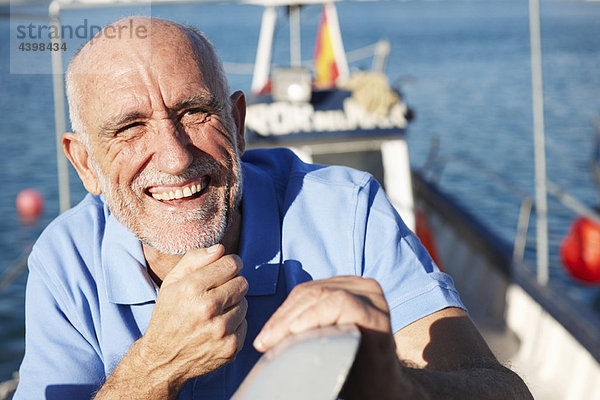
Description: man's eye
xmin=116 ymin=122 xmax=143 ymax=134
xmin=183 ymin=108 xmax=209 ymax=120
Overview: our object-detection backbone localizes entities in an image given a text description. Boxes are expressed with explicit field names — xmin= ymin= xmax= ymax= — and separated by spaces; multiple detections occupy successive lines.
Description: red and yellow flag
xmin=313 ymin=7 xmax=339 ymax=88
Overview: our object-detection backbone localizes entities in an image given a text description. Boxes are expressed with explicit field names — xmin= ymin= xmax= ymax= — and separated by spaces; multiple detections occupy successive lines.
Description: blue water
xmin=1 ymin=0 xmax=600 ymax=381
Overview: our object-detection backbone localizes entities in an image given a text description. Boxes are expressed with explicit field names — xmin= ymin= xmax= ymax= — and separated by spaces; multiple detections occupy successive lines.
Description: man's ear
xmin=230 ymin=90 xmax=246 ymax=155
xmin=62 ymin=132 xmax=102 ymax=195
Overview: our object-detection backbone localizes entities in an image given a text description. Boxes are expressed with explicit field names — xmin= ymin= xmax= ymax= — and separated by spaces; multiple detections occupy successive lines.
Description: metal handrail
xmin=418 ymin=139 xmax=600 ymax=272
xmin=513 ymin=196 xmax=533 ymax=264
xmin=418 ymin=144 xmax=530 ymax=200
xmin=0 ymin=247 xmax=31 ymax=293
xmin=222 ymin=39 xmax=391 ymax=75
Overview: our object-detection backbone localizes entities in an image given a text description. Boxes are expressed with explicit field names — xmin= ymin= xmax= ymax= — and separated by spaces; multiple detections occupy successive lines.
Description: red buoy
xmin=560 ymin=216 xmax=600 ymax=284
xmin=16 ymin=189 xmax=44 ymax=223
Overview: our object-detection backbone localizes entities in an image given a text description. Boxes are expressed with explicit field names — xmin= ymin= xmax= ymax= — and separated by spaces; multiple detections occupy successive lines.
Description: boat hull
xmin=413 ymin=172 xmax=600 ymax=400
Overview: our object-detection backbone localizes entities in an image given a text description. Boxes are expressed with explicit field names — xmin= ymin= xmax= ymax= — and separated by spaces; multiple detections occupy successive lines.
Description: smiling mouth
xmin=148 ymin=176 xmax=210 ymax=202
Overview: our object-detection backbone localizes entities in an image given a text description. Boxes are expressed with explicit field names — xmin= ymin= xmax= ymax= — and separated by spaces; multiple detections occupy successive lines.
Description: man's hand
xmin=143 ymin=244 xmax=248 ymax=383
xmin=252 ymin=276 xmax=414 ymax=399
xmin=253 ymin=276 xmax=391 ymax=352
xmin=95 ymin=244 xmax=248 ymax=399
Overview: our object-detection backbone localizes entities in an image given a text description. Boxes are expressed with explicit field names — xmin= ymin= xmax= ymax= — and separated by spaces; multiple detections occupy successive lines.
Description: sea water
xmin=1 ymin=0 xmax=599 ymax=381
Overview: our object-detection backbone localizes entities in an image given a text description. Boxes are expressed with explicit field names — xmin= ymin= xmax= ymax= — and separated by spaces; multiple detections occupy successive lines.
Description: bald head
xmin=66 ymin=17 xmax=231 ymax=141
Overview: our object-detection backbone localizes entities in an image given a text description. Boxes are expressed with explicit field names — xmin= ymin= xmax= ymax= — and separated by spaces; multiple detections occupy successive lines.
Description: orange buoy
xmin=560 ymin=216 xmax=600 ymax=284
xmin=16 ymin=189 xmax=44 ymax=223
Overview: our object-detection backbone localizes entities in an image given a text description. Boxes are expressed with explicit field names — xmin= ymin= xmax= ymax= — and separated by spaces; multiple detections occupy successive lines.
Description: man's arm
xmin=14 ymin=256 xmax=106 ymax=400
xmin=344 ymin=307 xmax=532 ymax=400
xmin=94 ymin=244 xmax=248 ymax=400
xmin=254 ymin=276 xmax=532 ymax=400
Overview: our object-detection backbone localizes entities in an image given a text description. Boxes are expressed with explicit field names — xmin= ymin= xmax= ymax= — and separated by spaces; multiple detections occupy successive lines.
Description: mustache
xmin=132 ymin=157 xmax=222 ymax=191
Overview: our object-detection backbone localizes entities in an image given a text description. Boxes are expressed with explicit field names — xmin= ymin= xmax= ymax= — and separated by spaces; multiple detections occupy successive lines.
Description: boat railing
xmin=418 ymin=135 xmax=600 ymax=279
xmin=222 ymin=38 xmax=390 ymax=76
xmin=0 ymin=247 xmax=30 ymax=295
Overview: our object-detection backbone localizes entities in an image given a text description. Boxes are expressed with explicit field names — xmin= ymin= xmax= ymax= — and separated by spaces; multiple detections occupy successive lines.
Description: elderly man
xmin=15 ymin=17 xmax=531 ymax=399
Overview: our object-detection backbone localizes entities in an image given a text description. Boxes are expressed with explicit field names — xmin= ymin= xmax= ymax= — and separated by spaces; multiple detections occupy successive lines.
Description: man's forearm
xmin=399 ymin=364 xmax=533 ymax=400
xmin=343 ymin=357 xmax=532 ymax=400
xmin=93 ymin=339 xmax=185 ymax=400
xmin=340 ymin=329 xmax=533 ymax=400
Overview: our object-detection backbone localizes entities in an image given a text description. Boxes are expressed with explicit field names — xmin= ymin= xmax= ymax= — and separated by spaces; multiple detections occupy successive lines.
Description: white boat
xmin=1 ymin=0 xmax=600 ymax=399
xmin=235 ymin=3 xmax=600 ymax=397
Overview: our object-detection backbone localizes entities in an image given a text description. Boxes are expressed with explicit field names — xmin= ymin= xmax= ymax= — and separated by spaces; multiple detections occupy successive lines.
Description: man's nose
xmin=153 ymin=120 xmax=194 ymax=175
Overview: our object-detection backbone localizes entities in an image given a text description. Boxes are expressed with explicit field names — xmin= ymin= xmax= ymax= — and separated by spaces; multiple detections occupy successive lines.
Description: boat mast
xmin=289 ymin=5 xmax=301 ymax=67
xmin=528 ymin=0 xmax=549 ymax=286
xmin=49 ymin=0 xmax=71 ymax=213
xmin=251 ymin=5 xmax=278 ymax=93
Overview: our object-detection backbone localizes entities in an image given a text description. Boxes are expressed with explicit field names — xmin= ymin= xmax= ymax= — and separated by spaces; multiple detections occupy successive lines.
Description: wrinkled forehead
xmin=74 ymin=19 xmax=200 ymax=75
xmin=69 ymin=18 xmax=227 ymax=122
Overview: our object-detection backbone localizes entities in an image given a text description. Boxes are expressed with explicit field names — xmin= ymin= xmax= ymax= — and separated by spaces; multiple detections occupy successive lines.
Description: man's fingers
xmin=253 ymin=284 xmax=320 ymax=350
xmin=197 ymin=254 xmax=244 ymax=291
xmin=259 ymin=277 xmax=386 ymax=335
xmin=224 ymin=296 xmax=248 ymax=332
xmin=167 ymin=252 xmax=243 ymax=295
xmin=164 ymin=244 xmax=225 ymax=283
xmin=288 ymin=296 xmax=390 ymax=335
xmin=217 ymin=305 xmax=248 ymax=361
xmin=218 ymin=297 xmax=248 ymax=353
xmin=211 ymin=274 xmax=249 ymax=312
xmin=236 ymin=318 xmax=248 ymax=354
xmin=253 ymin=288 xmax=337 ymax=352
xmin=254 ymin=277 xmax=391 ymax=353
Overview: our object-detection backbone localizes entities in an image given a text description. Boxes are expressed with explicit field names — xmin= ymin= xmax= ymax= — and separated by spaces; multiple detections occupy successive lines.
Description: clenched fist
xmin=140 ymin=244 xmax=248 ymax=386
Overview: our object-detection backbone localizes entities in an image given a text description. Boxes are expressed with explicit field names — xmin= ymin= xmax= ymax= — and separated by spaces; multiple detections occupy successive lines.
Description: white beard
xmin=89 ymin=152 xmax=242 ymax=255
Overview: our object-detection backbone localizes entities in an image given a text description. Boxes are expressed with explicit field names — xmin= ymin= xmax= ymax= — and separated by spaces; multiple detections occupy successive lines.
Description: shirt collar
xmin=101 ymin=159 xmax=282 ymax=304
xmin=101 ymin=208 xmax=158 ymax=305
xmin=237 ymin=161 xmax=282 ymax=296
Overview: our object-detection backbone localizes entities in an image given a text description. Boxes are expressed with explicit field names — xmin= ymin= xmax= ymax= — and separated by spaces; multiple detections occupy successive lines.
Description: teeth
xmin=151 ymin=181 xmax=206 ymax=202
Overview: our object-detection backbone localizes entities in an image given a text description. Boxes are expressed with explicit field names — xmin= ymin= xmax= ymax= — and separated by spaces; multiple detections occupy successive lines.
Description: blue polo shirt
xmin=15 ymin=148 xmax=464 ymax=399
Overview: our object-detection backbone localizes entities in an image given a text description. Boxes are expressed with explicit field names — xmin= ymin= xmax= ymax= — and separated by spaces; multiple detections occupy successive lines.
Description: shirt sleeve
xmin=14 ymin=253 xmax=104 ymax=399
xmin=356 ymin=177 xmax=466 ymax=333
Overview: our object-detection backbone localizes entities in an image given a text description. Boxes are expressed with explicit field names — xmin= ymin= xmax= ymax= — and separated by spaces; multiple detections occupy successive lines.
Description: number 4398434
xmin=18 ymin=42 xmax=67 ymax=51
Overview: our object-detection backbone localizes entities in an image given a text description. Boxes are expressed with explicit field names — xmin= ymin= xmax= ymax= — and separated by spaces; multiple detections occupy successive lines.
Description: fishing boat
xmin=1 ymin=0 xmax=600 ymax=399
xmin=237 ymin=2 xmax=600 ymax=399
